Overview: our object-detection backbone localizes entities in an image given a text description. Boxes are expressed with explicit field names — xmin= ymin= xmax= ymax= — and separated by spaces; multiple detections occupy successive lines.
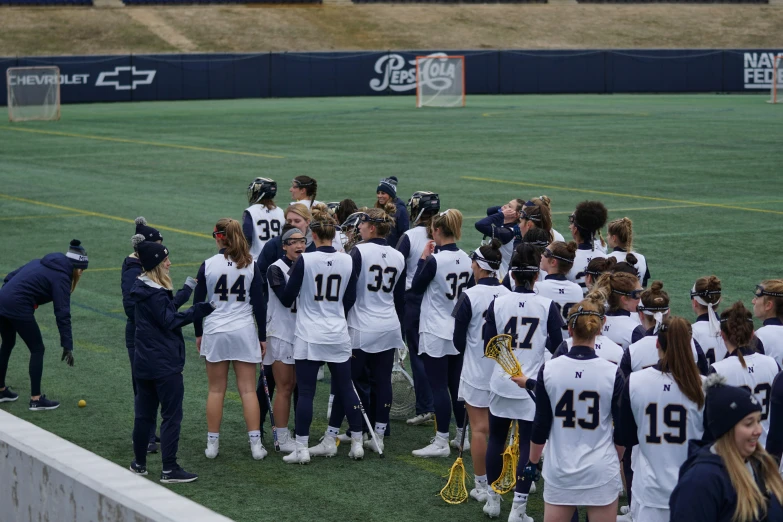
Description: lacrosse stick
xmin=390 ymin=348 xmax=416 ymax=420
xmin=259 ymin=370 xmax=279 ymax=452
xmin=485 ymin=334 xmax=522 ymax=377
xmin=440 ymin=409 xmax=470 ymax=504
xmin=491 ymin=421 xmax=518 ymax=494
xmin=352 ymin=382 xmax=385 ymax=459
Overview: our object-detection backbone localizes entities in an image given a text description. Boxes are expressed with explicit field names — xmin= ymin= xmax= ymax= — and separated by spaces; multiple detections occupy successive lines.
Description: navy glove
xmin=61 ymin=349 xmax=74 ymax=367
xmin=522 ymin=460 xmax=541 ymax=482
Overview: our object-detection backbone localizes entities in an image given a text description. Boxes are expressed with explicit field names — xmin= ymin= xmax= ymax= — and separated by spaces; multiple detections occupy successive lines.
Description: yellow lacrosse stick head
xmin=491 ymin=421 xmax=518 ymax=495
xmin=485 ymin=334 xmax=522 ymax=377
xmin=440 ymin=457 xmax=469 ymax=504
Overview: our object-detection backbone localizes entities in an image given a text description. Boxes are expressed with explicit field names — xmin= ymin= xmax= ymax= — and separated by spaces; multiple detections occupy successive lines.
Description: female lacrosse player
xmin=289 ymin=175 xmax=320 ymax=209
xmin=691 ymin=275 xmax=727 ymax=366
xmin=711 ymin=302 xmax=780 ymax=448
xmin=244 ymin=177 xmax=285 ymax=262
xmin=483 ymin=244 xmax=563 ymax=520
xmin=521 ymin=298 xmax=624 ymax=522
xmin=670 ymin=376 xmax=783 ymax=522
xmin=278 ymin=204 xmax=364 ymax=464
xmin=551 ymin=293 xmax=624 ymax=365
xmin=616 ymin=316 xmax=705 ymax=522
xmin=567 ymin=201 xmax=608 ymax=292
xmin=375 ymin=177 xmax=409 ymax=248
xmin=264 ymin=227 xmax=306 ymax=453
xmin=517 ymin=198 xmax=559 ymax=243
xmin=410 ymin=209 xmax=472 ymax=458
xmin=590 ymin=272 xmax=642 ymax=350
xmin=753 ymin=279 xmax=783 ymax=368
xmin=475 ymin=199 xmax=525 ymax=280
xmin=537 ymin=241 xmax=584 ymax=340
xmin=500 ymin=228 xmax=550 ymax=291
xmin=452 ymin=238 xmax=511 ymax=502
xmin=0 ymin=240 xmax=88 ymax=410
xmin=606 ymin=217 xmax=650 ymax=287
xmin=257 ymin=204 xmax=316 ymax=286
xmin=128 ymin=242 xmax=215 ymax=483
xmin=319 ymin=204 xmax=406 ymax=455
xmin=397 ymin=191 xmax=440 ymax=426
xmin=193 ymin=218 xmax=267 ymax=461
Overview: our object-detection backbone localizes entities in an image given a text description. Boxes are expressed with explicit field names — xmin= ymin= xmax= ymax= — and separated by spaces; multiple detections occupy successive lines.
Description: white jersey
xmin=499 ymin=239 xmax=513 ymax=281
xmin=566 ymin=336 xmax=624 ymax=365
xmin=540 ymin=353 xmax=620 ymax=489
xmin=458 ymin=283 xmax=511 ymax=391
xmin=692 ymin=318 xmax=728 ymax=366
xmin=347 ymin=241 xmax=405 ymax=334
xmin=293 ymin=250 xmax=352 ymax=346
xmin=608 ymin=250 xmax=648 ymax=285
xmin=535 ymin=276 xmax=583 ymax=340
xmin=203 ymin=254 xmax=256 ymax=335
xmin=594 ymin=238 xmax=607 ymax=254
xmin=489 ymin=291 xmax=554 ymax=419
xmin=266 ymin=258 xmax=296 ymax=343
xmin=603 ymin=313 xmax=641 ymax=350
xmin=756 ymin=322 xmax=783 ymax=368
xmin=551 ymin=229 xmax=565 ymax=242
xmin=628 ymin=368 xmax=705 ymax=509
xmin=419 ymin=248 xmax=472 ymax=342
xmin=401 ymin=226 xmax=430 ymax=291
xmin=567 ymin=247 xmax=606 ymax=294
xmin=712 ymin=352 xmax=780 ymax=447
xmin=627 ymin=335 xmax=701 ymax=373
xmin=246 ymin=205 xmax=285 ymax=261
xmin=290 ymin=199 xmax=322 ymax=210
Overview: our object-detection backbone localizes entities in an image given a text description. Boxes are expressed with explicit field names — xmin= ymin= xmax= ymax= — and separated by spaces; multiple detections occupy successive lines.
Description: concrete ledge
xmin=0 ymin=409 xmax=233 ymax=522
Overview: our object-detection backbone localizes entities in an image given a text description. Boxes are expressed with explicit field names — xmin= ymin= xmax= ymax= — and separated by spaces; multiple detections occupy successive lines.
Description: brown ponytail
xmin=293 ymin=175 xmax=318 ymax=204
xmin=310 ymin=203 xmax=338 ymax=241
xmin=568 ymin=295 xmax=605 ymax=340
xmin=430 ymin=209 xmax=463 ymax=241
xmin=547 ymin=241 xmax=577 ymax=274
xmin=720 ymin=301 xmax=755 ymax=368
xmin=217 ymin=218 xmax=252 ymax=269
xmin=658 ymin=317 xmax=704 ymax=408
xmin=363 ymin=202 xmax=397 ymax=238
xmin=608 ymin=217 xmax=634 ymax=252
xmin=590 ymin=272 xmax=639 ymax=312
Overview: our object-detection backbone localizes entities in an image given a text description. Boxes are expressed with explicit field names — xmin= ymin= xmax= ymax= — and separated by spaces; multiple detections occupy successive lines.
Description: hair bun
xmin=489 ymin=238 xmax=502 ymax=251
xmin=70 ymin=239 xmax=81 ymax=247
xmin=538 ymin=195 xmax=551 ymax=206
xmin=625 ymin=253 xmax=638 ymax=265
xmin=650 ymin=280 xmax=663 ymax=292
xmin=565 ymin=241 xmax=577 ymax=255
xmin=135 ymin=217 xmax=147 ymax=226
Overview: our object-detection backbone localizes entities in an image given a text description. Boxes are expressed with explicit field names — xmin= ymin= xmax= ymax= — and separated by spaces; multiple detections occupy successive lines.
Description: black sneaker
xmin=160 ymin=466 xmax=198 ymax=484
xmin=29 ymin=395 xmax=59 ymax=411
xmin=0 ymin=387 xmax=18 ymax=403
xmin=147 ymin=441 xmax=159 ymax=454
xmin=129 ymin=461 xmax=148 ymax=476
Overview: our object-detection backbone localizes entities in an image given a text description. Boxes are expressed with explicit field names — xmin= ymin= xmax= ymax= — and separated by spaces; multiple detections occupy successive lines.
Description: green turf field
xmin=0 ymin=94 xmax=781 ymax=522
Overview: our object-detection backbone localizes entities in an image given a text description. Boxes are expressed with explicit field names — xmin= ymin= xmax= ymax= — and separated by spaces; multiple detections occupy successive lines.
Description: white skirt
xmin=459 ymin=379 xmax=491 ymax=408
xmin=489 ymin=392 xmax=536 ymax=421
xmin=201 ymin=323 xmax=262 ymax=364
xmin=264 ymin=337 xmax=294 ymax=366
xmin=418 ymin=332 xmax=459 ymax=358
xmin=293 ymin=337 xmax=351 ymax=363
xmin=543 ymin=472 xmax=622 ymax=507
xmin=631 ymin=498 xmax=669 ymax=522
xmin=349 ymin=327 xmax=404 ymax=354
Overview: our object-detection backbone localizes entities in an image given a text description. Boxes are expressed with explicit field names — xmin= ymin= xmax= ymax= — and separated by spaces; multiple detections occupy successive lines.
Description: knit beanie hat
xmin=704 ymin=373 xmax=762 ymax=440
xmin=377 ymin=177 xmax=398 ymax=199
xmin=66 ymin=239 xmax=88 ymax=270
xmin=135 ymin=217 xmax=163 ymax=242
xmin=137 ymin=242 xmax=169 ymax=272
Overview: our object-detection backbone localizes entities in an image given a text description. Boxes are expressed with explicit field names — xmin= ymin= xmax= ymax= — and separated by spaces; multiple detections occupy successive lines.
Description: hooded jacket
xmin=386 ymin=197 xmax=410 ymax=251
xmin=121 ymin=255 xmax=144 ymax=322
xmin=128 ymin=276 xmax=213 ymax=380
xmin=0 ymin=253 xmax=75 ymax=351
xmin=670 ymin=439 xmax=783 ymax=522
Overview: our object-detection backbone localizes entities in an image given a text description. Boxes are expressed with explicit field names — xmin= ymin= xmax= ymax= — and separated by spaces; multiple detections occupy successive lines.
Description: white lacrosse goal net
xmin=416 ymin=55 xmax=465 ymax=108
xmin=769 ymin=55 xmax=783 ymax=104
xmin=6 ymin=66 xmax=61 ymax=122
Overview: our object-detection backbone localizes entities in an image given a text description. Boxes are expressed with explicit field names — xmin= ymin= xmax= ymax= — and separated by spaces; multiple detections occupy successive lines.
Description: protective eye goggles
xmin=283 ymin=237 xmax=306 ymax=245
xmin=358 ymin=213 xmax=387 ymax=224
xmin=543 ymin=248 xmax=573 ymax=264
xmin=754 ymin=285 xmax=783 ymax=298
xmin=612 ymin=288 xmax=643 ymax=299
xmin=637 ymin=304 xmax=670 ymax=313
xmin=213 ymin=229 xmax=226 ymax=239
xmin=568 ymin=213 xmax=576 ymax=225
xmin=309 ymin=221 xmax=340 ymax=231
xmin=690 ymin=289 xmax=722 ymax=299
xmin=291 ymin=179 xmax=314 ymax=189
xmin=568 ymin=306 xmax=604 ymax=327
xmin=520 ymin=210 xmax=542 ymax=223
xmin=584 ymin=269 xmax=603 ymax=277
xmin=469 ymin=250 xmax=502 ymax=271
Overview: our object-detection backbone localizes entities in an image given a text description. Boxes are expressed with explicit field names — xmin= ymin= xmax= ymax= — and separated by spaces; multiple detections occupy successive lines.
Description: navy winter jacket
xmin=121 ymin=255 xmax=144 ymax=322
xmin=386 ymin=197 xmax=410 ymax=251
xmin=0 ymin=253 xmax=76 ymax=351
xmin=670 ymin=439 xmax=783 ymax=522
xmin=128 ymin=277 xmax=213 ymax=380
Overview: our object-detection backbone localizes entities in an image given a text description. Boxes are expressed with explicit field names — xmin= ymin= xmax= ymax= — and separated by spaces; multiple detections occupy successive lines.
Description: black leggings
xmin=295 ymin=359 xmax=362 ymax=438
xmin=0 ymin=316 xmax=46 ymax=397
xmin=329 ymin=348 xmax=394 ymax=429
xmin=486 ymin=414 xmax=533 ymax=495
xmin=421 ymin=352 xmax=464 ymax=434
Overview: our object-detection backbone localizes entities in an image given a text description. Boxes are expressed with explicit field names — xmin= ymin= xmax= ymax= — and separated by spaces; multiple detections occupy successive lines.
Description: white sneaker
xmin=205 ymin=438 xmax=219 ymax=459
xmin=364 ymin=435 xmax=384 ymax=454
xmin=317 ymin=366 xmax=325 ymax=381
xmin=407 ymin=412 xmax=434 ymax=426
xmin=529 ymin=482 xmax=537 ymax=494
xmin=349 ymin=438 xmax=365 ymax=460
xmin=451 ymin=428 xmax=471 ymax=451
xmin=277 ymin=432 xmax=297 ymax=453
xmin=483 ymin=493 xmax=502 ymax=518
xmin=412 ymin=435 xmax=450 ymax=458
xmin=250 ymin=438 xmax=267 ymax=460
xmin=309 ymin=435 xmax=338 ymax=457
xmin=616 ymin=514 xmax=633 ymax=522
xmin=283 ymin=441 xmax=310 ymax=464
xmin=337 ymin=432 xmax=367 ymax=444
xmin=619 ymin=506 xmax=630 ymax=515
xmin=508 ymin=502 xmax=533 ymax=522
xmin=470 ymin=482 xmax=488 ymax=502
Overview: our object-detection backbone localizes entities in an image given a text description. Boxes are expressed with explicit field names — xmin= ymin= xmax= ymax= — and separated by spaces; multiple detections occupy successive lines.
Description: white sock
xmin=475 ymin=474 xmax=488 ymax=486
xmin=351 ymin=431 xmax=364 ymax=442
xmin=513 ymin=492 xmax=528 ymax=504
xmin=487 ymin=489 xmax=498 ymax=499
xmin=374 ymin=422 xmax=387 ymax=436
xmin=295 ymin=435 xmax=308 ymax=446
xmin=248 ymin=430 xmax=261 ymax=442
xmin=277 ymin=427 xmax=290 ymax=439
xmin=208 ymin=432 xmax=219 ymax=442
xmin=437 ymin=431 xmax=450 ymax=440
xmin=326 ymin=426 xmax=340 ymax=438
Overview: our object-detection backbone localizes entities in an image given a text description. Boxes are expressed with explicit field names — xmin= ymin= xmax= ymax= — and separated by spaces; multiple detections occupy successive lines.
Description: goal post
xmin=769 ymin=55 xmax=783 ymax=104
xmin=6 ymin=66 xmax=61 ymax=122
xmin=415 ymin=55 xmax=465 ymax=108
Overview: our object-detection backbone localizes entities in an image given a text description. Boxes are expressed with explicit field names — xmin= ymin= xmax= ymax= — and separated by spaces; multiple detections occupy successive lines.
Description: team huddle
xmin=1 ymin=174 xmax=783 ymax=522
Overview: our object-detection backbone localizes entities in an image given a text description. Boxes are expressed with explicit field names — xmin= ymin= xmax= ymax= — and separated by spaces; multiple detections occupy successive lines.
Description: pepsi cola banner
xmin=1 ymin=49 xmax=781 ymax=105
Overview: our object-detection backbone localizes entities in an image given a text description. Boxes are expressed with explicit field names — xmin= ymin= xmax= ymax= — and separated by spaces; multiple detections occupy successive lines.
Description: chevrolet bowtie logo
xmin=95 ymin=66 xmax=156 ymax=91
